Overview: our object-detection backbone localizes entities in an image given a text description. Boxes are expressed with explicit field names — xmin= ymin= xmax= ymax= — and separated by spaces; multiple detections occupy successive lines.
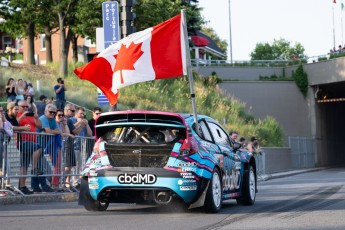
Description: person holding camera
xmin=54 ymin=77 xmax=67 ymax=110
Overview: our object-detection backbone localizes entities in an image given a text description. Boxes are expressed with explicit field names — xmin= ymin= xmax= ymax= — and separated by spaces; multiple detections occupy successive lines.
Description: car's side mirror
xmin=233 ymin=142 xmax=241 ymax=151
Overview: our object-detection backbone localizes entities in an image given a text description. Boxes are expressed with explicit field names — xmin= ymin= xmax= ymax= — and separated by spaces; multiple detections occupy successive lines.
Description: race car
xmin=79 ymin=110 xmax=257 ymax=213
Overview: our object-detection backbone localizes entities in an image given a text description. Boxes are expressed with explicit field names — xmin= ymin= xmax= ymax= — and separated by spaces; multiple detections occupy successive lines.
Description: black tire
xmin=237 ymin=165 xmax=256 ymax=205
xmin=79 ymin=178 xmax=109 ymax=211
xmin=204 ymin=168 xmax=222 ymax=213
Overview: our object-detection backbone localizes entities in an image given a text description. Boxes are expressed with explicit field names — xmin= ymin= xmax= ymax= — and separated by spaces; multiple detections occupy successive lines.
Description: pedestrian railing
xmin=0 ymin=130 xmax=94 ymax=196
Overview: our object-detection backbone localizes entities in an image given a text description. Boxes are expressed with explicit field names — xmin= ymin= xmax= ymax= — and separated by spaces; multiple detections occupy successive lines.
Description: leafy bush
xmin=292 ymin=64 xmax=308 ymax=97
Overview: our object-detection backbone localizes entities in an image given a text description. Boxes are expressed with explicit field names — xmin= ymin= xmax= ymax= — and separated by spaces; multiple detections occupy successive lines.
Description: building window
xmin=3 ymin=35 xmax=12 ymax=50
xmin=40 ymin=34 xmax=46 ymax=50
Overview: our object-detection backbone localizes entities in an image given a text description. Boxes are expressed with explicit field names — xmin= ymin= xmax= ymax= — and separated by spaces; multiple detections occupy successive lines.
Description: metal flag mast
xmin=181 ymin=9 xmax=199 ymax=131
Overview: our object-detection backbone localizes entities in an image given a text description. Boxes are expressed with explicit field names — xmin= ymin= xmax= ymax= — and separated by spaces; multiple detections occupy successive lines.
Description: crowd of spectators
xmin=0 ymin=77 xmax=101 ymax=195
xmin=329 ymin=45 xmax=345 ymax=55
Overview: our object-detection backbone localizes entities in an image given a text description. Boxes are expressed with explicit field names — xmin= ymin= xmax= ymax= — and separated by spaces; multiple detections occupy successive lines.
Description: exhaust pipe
xmin=153 ymin=191 xmax=172 ymax=205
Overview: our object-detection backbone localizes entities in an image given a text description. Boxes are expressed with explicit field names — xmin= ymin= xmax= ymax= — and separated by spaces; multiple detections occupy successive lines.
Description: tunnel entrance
xmin=314 ymin=82 xmax=345 ymax=166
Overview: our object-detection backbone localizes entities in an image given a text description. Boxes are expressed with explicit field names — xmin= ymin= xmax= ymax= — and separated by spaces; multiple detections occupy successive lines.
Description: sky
xmin=198 ymin=0 xmax=344 ymax=60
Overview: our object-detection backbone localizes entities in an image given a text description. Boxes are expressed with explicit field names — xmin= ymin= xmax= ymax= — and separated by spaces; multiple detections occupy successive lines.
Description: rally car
xmin=79 ymin=110 xmax=257 ymax=213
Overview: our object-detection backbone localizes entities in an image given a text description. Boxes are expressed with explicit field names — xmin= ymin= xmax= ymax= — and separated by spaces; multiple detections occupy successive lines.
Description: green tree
xmin=0 ymin=0 xmax=41 ymax=64
xmin=201 ymin=26 xmax=227 ymax=58
xmin=133 ymin=0 xmax=203 ymax=36
xmin=250 ymin=38 xmax=306 ymax=60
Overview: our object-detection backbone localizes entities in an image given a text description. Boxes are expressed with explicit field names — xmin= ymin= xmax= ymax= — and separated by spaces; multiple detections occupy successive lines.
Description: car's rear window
xmin=102 ymin=125 xmax=186 ymax=144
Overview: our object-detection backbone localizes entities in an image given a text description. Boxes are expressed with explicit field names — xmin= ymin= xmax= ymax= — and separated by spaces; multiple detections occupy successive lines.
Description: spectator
xmin=63 ymin=103 xmax=82 ymax=187
xmin=16 ymin=100 xmax=43 ymax=194
xmin=36 ymin=95 xmax=47 ymax=117
xmin=229 ymin=131 xmax=238 ymax=148
xmin=69 ymin=107 xmax=92 ymax=186
xmin=0 ymin=106 xmax=5 ymax=190
xmin=88 ymin=107 xmax=102 ymax=136
xmin=5 ymin=78 xmax=16 ymax=102
xmin=25 ymin=95 xmax=37 ymax=114
xmin=239 ymin=137 xmax=246 ymax=148
xmin=53 ymin=109 xmax=74 ymax=189
xmin=32 ymin=104 xmax=60 ymax=193
xmin=247 ymin=136 xmax=262 ymax=155
xmin=54 ymin=77 xmax=67 ymax=110
xmin=15 ymin=79 xmax=25 ymax=101
xmin=26 ymin=83 xmax=35 ymax=96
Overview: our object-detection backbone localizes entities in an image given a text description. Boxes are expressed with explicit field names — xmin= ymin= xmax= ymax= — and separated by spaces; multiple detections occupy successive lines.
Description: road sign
xmin=102 ymin=1 xmax=120 ymax=49
xmin=97 ymin=88 xmax=110 ymax=106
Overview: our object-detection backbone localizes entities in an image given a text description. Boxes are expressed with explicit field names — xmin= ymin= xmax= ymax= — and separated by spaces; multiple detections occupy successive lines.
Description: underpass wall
xmin=219 ymin=82 xmax=312 ymax=145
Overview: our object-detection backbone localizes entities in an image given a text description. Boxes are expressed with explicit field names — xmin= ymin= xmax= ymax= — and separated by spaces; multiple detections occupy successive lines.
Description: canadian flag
xmin=74 ymin=14 xmax=187 ymax=105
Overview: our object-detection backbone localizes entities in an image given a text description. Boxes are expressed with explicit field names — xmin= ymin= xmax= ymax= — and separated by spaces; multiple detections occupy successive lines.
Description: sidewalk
xmin=0 ymin=167 xmax=326 ymax=206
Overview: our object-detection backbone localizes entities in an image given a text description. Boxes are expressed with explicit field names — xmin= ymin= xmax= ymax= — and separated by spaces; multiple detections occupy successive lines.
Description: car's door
xmin=205 ymin=121 xmax=241 ymax=195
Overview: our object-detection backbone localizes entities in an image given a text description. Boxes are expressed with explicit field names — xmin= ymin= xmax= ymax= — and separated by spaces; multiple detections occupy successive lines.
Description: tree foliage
xmin=250 ymin=38 xmax=306 ymax=61
xmin=133 ymin=0 xmax=204 ymax=35
xmin=201 ymin=26 xmax=228 ymax=58
xmin=292 ymin=64 xmax=308 ymax=98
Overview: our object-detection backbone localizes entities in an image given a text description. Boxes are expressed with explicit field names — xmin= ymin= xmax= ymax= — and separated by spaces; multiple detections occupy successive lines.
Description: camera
xmin=26 ymin=112 xmax=35 ymax=116
xmin=60 ymin=80 xmax=64 ymax=84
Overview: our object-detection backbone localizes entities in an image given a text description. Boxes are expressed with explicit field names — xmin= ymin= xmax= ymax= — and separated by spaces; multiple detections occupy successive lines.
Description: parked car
xmin=79 ymin=110 xmax=257 ymax=213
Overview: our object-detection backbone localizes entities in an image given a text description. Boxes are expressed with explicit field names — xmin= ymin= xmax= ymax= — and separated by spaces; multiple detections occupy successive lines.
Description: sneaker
xmin=32 ymin=187 xmax=43 ymax=193
xmin=31 ymin=168 xmax=43 ymax=176
xmin=19 ymin=186 xmax=33 ymax=195
xmin=42 ymin=186 xmax=55 ymax=193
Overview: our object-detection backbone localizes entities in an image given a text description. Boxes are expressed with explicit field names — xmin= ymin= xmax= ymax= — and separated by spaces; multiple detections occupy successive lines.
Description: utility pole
xmin=228 ymin=0 xmax=233 ymax=64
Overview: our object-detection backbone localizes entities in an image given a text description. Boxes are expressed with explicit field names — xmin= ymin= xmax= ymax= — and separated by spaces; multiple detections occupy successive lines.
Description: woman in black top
xmin=5 ymin=78 xmax=16 ymax=102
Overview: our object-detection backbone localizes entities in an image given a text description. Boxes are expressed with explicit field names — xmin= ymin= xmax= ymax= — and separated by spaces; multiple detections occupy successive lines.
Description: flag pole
xmin=181 ymin=9 xmax=199 ymax=131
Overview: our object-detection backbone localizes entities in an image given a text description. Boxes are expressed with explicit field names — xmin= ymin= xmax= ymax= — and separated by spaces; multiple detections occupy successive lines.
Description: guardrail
xmin=0 ymin=130 xmax=94 ymax=195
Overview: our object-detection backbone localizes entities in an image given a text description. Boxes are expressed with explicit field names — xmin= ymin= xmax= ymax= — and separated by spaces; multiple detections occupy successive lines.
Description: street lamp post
xmin=228 ymin=0 xmax=233 ymax=64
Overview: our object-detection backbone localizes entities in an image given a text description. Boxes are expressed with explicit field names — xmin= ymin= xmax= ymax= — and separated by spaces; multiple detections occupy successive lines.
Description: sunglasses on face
xmin=57 ymin=114 xmax=64 ymax=117
xmin=48 ymin=111 xmax=56 ymax=115
xmin=69 ymin=109 xmax=75 ymax=112
xmin=95 ymin=112 xmax=101 ymax=115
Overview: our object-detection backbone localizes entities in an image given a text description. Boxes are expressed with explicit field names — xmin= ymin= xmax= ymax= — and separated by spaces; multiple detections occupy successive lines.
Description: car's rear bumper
xmin=87 ymin=167 xmax=205 ymax=203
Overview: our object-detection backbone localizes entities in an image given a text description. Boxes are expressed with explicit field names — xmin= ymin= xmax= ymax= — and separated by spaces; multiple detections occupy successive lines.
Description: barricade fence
xmin=0 ymin=130 xmax=94 ymax=194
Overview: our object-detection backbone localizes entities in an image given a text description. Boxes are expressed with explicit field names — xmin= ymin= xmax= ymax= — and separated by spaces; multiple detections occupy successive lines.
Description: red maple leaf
xmin=114 ymin=42 xmax=144 ymax=84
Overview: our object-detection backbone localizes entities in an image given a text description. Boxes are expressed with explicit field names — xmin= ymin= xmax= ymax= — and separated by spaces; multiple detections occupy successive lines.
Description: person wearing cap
xmin=36 ymin=94 xmax=47 ymax=117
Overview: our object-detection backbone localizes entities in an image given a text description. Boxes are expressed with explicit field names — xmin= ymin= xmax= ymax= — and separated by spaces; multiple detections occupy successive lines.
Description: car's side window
xmin=198 ymin=120 xmax=213 ymax=142
xmin=207 ymin=122 xmax=231 ymax=146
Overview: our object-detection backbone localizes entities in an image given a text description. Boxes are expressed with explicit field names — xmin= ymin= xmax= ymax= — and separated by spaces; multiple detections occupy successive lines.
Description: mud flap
xmin=78 ymin=177 xmax=90 ymax=206
xmin=188 ymin=181 xmax=210 ymax=209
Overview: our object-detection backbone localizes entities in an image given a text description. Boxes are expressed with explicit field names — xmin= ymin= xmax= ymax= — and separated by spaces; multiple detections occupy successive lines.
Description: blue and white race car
xmin=79 ymin=110 xmax=257 ymax=213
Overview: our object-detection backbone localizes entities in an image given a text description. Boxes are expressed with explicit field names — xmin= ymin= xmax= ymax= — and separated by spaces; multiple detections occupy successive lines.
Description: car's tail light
xmin=179 ymin=126 xmax=198 ymax=156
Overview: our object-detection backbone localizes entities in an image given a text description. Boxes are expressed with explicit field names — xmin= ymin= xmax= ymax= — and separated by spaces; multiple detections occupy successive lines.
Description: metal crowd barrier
xmin=0 ymin=130 xmax=95 ymax=195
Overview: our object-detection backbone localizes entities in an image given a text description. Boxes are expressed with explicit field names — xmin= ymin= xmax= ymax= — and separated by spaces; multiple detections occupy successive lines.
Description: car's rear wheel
xmin=79 ymin=178 xmax=109 ymax=211
xmin=204 ymin=168 xmax=222 ymax=213
xmin=237 ymin=165 xmax=256 ymax=205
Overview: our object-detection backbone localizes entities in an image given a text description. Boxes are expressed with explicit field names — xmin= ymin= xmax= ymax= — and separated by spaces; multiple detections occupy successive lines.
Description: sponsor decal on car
xmin=178 ymin=179 xmax=197 ymax=185
xmin=180 ymin=172 xmax=195 ymax=179
xmin=178 ymin=167 xmax=196 ymax=172
xmin=117 ymin=173 xmax=157 ymax=184
xmin=177 ymin=161 xmax=197 ymax=167
xmin=89 ymin=183 xmax=99 ymax=189
xmin=180 ymin=185 xmax=197 ymax=191
xmin=222 ymin=170 xmax=241 ymax=191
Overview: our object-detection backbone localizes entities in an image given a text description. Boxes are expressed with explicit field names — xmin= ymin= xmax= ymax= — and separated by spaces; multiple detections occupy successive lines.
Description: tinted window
xmin=197 ymin=120 xmax=213 ymax=142
xmin=207 ymin=122 xmax=230 ymax=146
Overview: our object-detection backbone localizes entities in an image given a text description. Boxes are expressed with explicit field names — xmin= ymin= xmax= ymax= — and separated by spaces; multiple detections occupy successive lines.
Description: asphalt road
xmin=0 ymin=168 xmax=344 ymax=230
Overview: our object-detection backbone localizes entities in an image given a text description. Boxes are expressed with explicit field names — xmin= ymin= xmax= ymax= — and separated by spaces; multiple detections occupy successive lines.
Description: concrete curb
xmin=258 ymin=167 xmax=327 ymax=181
xmin=0 ymin=192 xmax=78 ymax=206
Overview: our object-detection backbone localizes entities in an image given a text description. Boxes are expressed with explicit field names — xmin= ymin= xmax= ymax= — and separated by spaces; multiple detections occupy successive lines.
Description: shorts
xmin=20 ymin=141 xmax=41 ymax=168
xmin=7 ymin=95 xmax=16 ymax=101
